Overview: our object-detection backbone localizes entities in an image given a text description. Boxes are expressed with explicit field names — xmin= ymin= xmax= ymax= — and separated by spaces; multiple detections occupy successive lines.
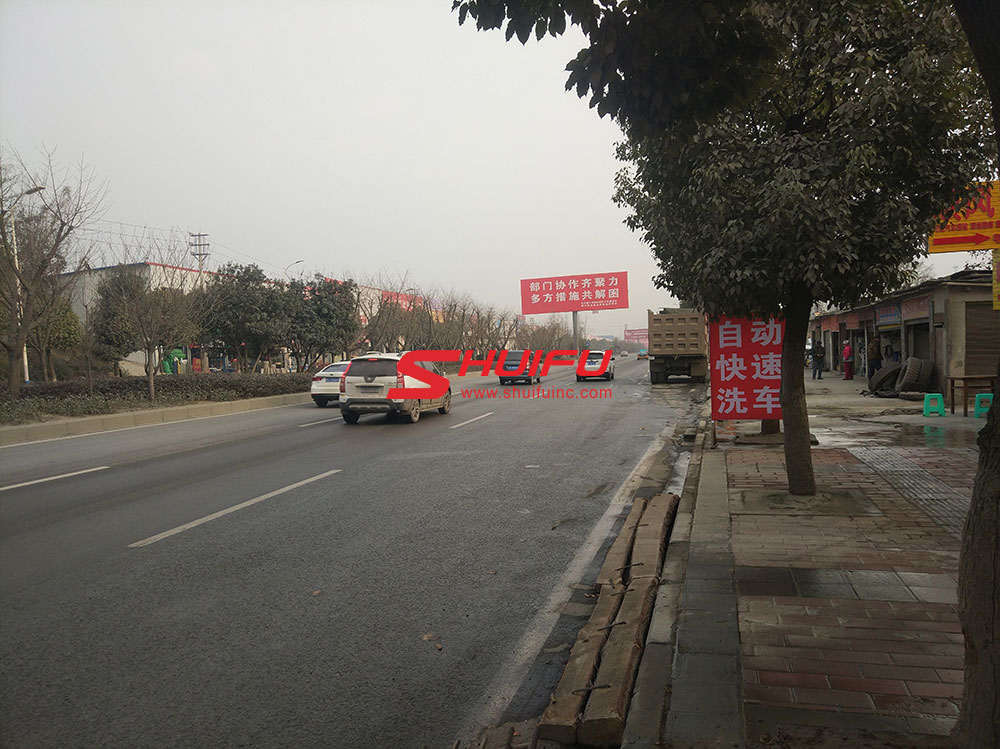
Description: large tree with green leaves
xmin=613 ymin=0 xmax=994 ymax=494
xmin=457 ymin=0 xmax=1000 ymax=743
xmin=202 ymin=263 xmax=289 ymax=373
xmin=284 ymin=275 xmax=360 ymax=371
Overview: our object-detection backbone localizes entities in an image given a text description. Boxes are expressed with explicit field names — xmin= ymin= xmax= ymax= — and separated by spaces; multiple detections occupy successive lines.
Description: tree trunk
xmin=47 ymin=348 xmax=56 ymax=382
xmin=954 ymin=357 xmax=1000 ymax=745
xmin=781 ymin=281 xmax=815 ymax=495
xmin=5 ymin=349 xmax=20 ymax=395
xmin=949 ymin=3 xmax=1000 ymax=743
xmin=145 ymin=346 xmax=157 ymax=401
xmin=85 ymin=355 xmax=94 ymax=396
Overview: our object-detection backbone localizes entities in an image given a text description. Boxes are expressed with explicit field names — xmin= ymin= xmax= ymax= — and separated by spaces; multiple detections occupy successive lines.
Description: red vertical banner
xmin=709 ymin=316 xmax=785 ymax=420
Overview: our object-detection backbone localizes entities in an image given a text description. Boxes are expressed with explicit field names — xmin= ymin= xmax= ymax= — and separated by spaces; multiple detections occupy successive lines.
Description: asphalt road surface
xmin=0 ymin=358 xmax=705 ymax=748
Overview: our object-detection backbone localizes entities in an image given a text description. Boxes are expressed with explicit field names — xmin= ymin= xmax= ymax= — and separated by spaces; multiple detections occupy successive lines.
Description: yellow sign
xmin=994 ymin=249 xmax=1000 ymax=311
xmin=929 ymin=181 xmax=1000 ymax=253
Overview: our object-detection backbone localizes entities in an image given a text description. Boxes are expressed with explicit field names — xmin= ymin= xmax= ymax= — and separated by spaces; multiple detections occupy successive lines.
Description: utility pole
xmin=188 ymin=232 xmax=210 ymax=374
xmin=188 ymin=232 xmax=210 ymax=279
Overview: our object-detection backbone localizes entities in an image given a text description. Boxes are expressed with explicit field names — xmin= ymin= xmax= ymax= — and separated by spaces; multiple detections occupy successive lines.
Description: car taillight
xmin=339 ymin=374 xmax=346 ymax=393
xmin=312 ymin=375 xmax=323 ymax=381
xmin=396 ymin=373 xmax=405 ymax=389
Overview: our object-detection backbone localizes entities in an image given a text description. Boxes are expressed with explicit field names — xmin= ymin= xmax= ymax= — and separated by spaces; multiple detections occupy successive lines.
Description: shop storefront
xmin=875 ymin=302 xmax=902 ymax=364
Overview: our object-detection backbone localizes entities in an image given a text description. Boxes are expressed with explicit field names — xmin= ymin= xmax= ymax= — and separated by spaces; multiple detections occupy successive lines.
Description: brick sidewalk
xmin=730 ymin=446 xmax=974 ymax=741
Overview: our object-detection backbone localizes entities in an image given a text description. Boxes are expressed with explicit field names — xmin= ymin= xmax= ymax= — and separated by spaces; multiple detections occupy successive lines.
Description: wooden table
xmin=948 ymin=375 xmax=997 ymax=416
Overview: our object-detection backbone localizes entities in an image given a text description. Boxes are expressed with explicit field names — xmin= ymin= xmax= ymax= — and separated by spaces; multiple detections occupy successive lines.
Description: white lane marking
xmin=0 ymin=403 xmax=307 ymax=450
xmin=128 ymin=469 xmax=342 ymax=548
xmin=298 ymin=416 xmax=343 ymax=427
xmin=448 ymin=412 xmax=494 ymax=429
xmin=0 ymin=465 xmax=110 ymax=493
xmin=455 ymin=423 xmax=675 ymax=742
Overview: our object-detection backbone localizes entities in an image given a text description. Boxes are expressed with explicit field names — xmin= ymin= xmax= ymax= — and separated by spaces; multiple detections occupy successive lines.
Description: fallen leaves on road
xmin=421 ymin=632 xmax=440 ymax=642
xmin=310 ymin=590 xmax=321 ymax=596
xmin=435 ymin=643 xmax=443 ymax=651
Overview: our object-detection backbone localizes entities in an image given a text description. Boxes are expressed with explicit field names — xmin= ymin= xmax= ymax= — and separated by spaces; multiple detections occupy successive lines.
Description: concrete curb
xmin=621 ymin=417 xmax=708 ymax=748
xmin=0 ymin=392 xmax=313 ymax=447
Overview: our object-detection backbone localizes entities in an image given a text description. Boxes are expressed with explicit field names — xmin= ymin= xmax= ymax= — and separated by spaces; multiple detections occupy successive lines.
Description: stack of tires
xmin=869 ymin=357 xmax=933 ymax=399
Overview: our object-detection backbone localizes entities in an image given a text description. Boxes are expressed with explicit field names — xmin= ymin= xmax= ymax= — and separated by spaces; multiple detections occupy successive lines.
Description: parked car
xmin=498 ymin=350 xmax=541 ymax=385
xmin=339 ymin=353 xmax=451 ymax=424
xmin=577 ymin=351 xmax=615 ymax=381
xmin=310 ymin=361 xmax=351 ymax=407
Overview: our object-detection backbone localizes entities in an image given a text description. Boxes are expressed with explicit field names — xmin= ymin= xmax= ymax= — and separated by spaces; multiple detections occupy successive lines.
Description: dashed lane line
xmin=128 ymin=468 xmax=342 ymax=548
xmin=0 ymin=465 xmax=110 ymax=493
xmin=448 ymin=412 xmax=494 ymax=429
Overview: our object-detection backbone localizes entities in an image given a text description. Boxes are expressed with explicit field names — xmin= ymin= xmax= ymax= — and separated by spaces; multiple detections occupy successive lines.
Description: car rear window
xmin=321 ymin=363 xmax=348 ymax=374
xmin=502 ymin=351 xmax=527 ymax=367
xmin=348 ymin=359 xmax=398 ymax=377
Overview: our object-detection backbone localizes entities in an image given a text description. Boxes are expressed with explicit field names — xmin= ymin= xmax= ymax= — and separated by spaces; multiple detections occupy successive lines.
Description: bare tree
xmin=0 ymin=148 xmax=105 ymax=395
xmin=104 ymin=227 xmax=212 ymax=400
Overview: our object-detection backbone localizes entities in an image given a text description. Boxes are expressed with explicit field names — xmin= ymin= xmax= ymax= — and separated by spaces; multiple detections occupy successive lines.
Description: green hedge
xmin=0 ymin=373 xmax=312 ymax=425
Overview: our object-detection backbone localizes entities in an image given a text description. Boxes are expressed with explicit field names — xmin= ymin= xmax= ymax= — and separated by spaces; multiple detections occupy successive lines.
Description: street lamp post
xmin=283 ymin=259 xmax=304 ymax=279
xmin=280 ymin=260 xmax=304 ymax=371
xmin=4 ymin=185 xmax=44 ymax=384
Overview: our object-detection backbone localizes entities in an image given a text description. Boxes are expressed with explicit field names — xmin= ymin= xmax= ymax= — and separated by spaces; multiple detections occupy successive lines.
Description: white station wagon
xmin=339 ymin=352 xmax=452 ymax=424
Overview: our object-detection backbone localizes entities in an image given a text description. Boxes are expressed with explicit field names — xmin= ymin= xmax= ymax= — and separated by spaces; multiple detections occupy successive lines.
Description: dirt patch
xmin=734 ymin=489 xmax=882 ymax=516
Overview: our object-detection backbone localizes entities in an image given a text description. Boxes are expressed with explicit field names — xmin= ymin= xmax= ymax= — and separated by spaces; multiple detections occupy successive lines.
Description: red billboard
xmin=709 ymin=316 xmax=785 ymax=421
xmin=624 ymin=328 xmax=648 ymax=343
xmin=520 ymin=271 xmax=628 ymax=315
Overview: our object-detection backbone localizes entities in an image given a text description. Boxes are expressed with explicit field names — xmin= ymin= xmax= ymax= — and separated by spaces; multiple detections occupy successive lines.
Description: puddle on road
xmin=896 ymin=424 xmax=980 ymax=448
xmin=812 ymin=422 xmax=980 ymax=448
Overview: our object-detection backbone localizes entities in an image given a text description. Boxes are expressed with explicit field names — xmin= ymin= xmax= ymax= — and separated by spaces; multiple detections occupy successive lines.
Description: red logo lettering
xmin=388 ymin=350 xmax=457 ymax=399
xmin=575 ymin=349 xmax=612 ymax=377
xmin=540 ymin=349 xmax=579 ymax=376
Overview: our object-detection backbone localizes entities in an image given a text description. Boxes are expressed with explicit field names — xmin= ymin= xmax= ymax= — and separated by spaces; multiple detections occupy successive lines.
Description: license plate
xmin=359 ymin=385 xmax=381 ymax=393
xmin=325 ymin=378 xmax=338 ymax=382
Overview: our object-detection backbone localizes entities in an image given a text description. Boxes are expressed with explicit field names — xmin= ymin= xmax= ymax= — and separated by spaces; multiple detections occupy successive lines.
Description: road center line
xmin=0 ymin=465 xmax=110 ymax=493
xmin=448 ymin=412 xmax=494 ymax=429
xmin=128 ymin=468 xmax=342 ymax=548
xmin=298 ymin=416 xmax=343 ymax=427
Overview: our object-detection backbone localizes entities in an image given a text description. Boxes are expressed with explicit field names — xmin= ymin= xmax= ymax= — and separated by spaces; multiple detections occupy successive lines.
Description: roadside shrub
xmin=0 ymin=372 xmax=313 ymax=425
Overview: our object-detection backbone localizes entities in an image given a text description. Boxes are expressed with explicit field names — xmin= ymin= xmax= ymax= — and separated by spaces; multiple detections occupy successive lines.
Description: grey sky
xmin=0 ymin=0 xmax=973 ymax=337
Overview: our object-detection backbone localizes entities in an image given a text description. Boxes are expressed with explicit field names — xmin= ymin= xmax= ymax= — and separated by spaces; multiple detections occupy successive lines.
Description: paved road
xmin=0 ymin=358 xmax=704 ymax=747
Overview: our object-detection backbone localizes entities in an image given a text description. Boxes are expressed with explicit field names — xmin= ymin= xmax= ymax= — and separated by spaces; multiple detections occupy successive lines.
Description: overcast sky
xmin=1 ymin=0 xmax=974 ymax=337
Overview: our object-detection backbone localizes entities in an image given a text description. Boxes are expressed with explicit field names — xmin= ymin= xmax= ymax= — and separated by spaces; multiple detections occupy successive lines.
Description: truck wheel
xmin=896 ymin=357 xmax=922 ymax=391
xmin=869 ymin=362 xmax=902 ymax=392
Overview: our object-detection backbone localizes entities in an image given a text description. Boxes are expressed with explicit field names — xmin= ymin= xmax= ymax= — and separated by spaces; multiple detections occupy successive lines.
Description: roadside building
xmin=809 ymin=269 xmax=998 ymax=392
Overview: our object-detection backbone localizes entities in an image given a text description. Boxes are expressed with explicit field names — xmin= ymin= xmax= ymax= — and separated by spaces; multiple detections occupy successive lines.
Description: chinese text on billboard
xmin=520 ymin=272 xmax=629 ymax=315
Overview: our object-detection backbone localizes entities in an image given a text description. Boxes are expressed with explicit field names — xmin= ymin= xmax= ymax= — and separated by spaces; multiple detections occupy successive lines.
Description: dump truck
xmin=647 ymin=308 xmax=708 ymax=383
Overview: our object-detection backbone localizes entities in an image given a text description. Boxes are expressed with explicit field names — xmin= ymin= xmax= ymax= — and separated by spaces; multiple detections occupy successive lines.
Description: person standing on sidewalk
xmin=866 ymin=335 xmax=882 ymax=386
xmin=842 ymin=340 xmax=854 ymax=380
xmin=811 ymin=340 xmax=825 ymax=380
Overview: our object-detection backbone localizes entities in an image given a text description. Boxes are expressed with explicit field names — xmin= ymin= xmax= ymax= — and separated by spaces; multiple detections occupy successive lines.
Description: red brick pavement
xmin=728 ymin=447 xmax=972 ymax=729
